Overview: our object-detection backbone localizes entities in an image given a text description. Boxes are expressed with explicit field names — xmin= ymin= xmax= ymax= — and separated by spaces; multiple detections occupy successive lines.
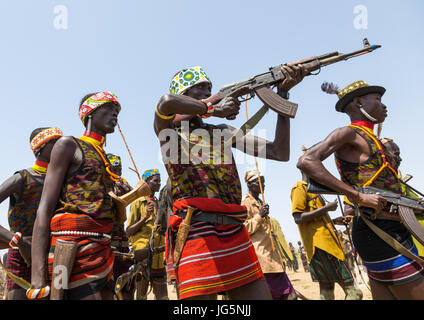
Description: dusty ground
xmin=0 ymin=256 xmax=371 ymax=300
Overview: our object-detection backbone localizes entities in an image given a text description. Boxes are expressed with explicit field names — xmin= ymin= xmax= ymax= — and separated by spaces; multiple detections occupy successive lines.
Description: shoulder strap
xmin=348 ymin=125 xmax=398 ymax=187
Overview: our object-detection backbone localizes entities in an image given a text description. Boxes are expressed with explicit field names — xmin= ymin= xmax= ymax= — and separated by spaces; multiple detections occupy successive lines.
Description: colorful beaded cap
xmin=79 ymin=91 xmax=121 ymax=124
xmin=170 ymin=66 xmax=211 ymax=95
xmin=142 ymin=169 xmax=160 ymax=181
xmin=107 ymin=154 xmax=122 ymax=167
xmin=30 ymin=127 xmax=63 ymax=154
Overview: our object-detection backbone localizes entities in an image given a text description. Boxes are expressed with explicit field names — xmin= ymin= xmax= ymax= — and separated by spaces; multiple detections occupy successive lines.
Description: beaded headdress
xmin=79 ymin=91 xmax=121 ymax=124
xmin=30 ymin=127 xmax=63 ymax=154
xmin=170 ymin=66 xmax=211 ymax=95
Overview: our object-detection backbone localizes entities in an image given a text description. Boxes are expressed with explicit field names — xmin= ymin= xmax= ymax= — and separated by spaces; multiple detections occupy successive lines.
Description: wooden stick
xmin=244 ymin=97 xmax=275 ymax=251
xmin=117 ymin=123 xmax=141 ymax=180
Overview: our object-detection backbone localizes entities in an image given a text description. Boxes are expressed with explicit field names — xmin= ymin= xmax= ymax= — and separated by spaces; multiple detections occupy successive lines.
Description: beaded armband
xmin=9 ymin=232 xmax=22 ymax=249
xmin=155 ymin=104 xmax=175 ymax=120
xmin=198 ymin=99 xmax=214 ymax=118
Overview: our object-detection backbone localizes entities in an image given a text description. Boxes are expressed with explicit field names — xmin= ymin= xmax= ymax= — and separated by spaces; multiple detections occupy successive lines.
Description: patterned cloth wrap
xmin=169 ymin=66 xmax=211 ymax=95
xmin=336 ymin=125 xmax=424 ymax=285
xmin=79 ymin=92 xmax=121 ymax=124
xmin=308 ymin=247 xmax=354 ymax=285
xmin=6 ymin=248 xmax=31 ymax=291
xmin=30 ymin=127 xmax=63 ymax=155
xmin=264 ymin=273 xmax=295 ymax=300
xmin=8 ymin=170 xmax=44 ymax=236
xmin=166 ymin=197 xmax=263 ymax=300
xmin=47 ymin=213 xmax=114 ymax=299
xmin=142 ymin=169 xmax=160 ymax=181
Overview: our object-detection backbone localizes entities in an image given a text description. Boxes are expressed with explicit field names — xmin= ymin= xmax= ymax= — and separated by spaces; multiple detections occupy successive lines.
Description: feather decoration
xmin=321 ymin=82 xmax=340 ymax=95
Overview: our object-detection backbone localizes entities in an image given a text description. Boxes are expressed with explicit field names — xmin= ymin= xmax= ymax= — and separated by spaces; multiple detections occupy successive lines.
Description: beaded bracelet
xmin=26 ymin=286 xmax=50 ymax=300
xmin=198 ymin=99 xmax=214 ymax=118
xmin=9 ymin=232 xmax=22 ymax=249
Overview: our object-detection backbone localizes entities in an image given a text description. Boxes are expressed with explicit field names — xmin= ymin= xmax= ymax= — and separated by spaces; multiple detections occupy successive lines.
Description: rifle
xmin=306 ymin=178 xmax=424 ymax=249
xmin=207 ymin=38 xmax=381 ymax=119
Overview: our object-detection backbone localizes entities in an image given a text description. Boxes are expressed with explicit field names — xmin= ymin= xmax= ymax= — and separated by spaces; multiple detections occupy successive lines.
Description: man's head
xmin=170 ymin=67 xmax=212 ymax=124
xmin=106 ymin=153 xmax=122 ymax=176
xmin=322 ymin=80 xmax=387 ymax=124
xmin=245 ymin=170 xmax=265 ymax=194
xmin=30 ymin=127 xmax=63 ymax=161
xmin=381 ymin=138 xmax=402 ymax=170
xmin=79 ymin=92 xmax=121 ymax=134
xmin=142 ymin=169 xmax=161 ymax=193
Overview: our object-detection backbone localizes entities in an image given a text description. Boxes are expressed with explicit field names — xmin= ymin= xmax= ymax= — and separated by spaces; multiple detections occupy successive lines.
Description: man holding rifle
xmin=154 ymin=64 xmax=305 ymax=300
xmin=297 ymin=80 xmax=424 ymax=299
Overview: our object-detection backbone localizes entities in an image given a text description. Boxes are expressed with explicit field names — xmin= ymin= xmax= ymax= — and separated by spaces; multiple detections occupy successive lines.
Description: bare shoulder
xmin=324 ymin=126 xmax=357 ymax=143
xmin=51 ymin=136 xmax=78 ymax=157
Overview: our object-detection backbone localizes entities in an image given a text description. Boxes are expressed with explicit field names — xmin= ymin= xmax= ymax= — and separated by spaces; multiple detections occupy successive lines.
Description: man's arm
xmin=31 ymin=137 xmax=77 ymax=289
xmin=296 ymin=127 xmax=386 ymax=212
xmin=293 ymin=200 xmax=338 ymax=225
xmin=126 ymin=200 xmax=152 ymax=237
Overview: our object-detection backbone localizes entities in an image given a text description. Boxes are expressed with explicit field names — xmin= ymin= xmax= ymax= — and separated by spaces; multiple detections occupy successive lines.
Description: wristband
xmin=198 ymin=99 xmax=214 ymax=118
xmin=9 ymin=232 xmax=22 ymax=249
xmin=26 ymin=286 xmax=51 ymax=300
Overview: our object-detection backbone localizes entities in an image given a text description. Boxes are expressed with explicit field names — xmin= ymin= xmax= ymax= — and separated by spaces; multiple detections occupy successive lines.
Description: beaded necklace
xmin=78 ymin=131 xmax=126 ymax=183
xmin=31 ymin=160 xmax=48 ymax=175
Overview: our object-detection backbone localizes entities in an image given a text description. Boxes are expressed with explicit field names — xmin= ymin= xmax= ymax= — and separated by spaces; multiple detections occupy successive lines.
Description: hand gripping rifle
xmin=307 ymin=178 xmax=424 ymax=263
xmin=207 ymin=38 xmax=381 ymax=120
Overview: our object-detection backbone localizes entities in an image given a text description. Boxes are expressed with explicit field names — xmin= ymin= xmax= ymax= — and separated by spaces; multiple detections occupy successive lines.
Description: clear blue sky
xmin=0 ymin=0 xmax=423 ymax=254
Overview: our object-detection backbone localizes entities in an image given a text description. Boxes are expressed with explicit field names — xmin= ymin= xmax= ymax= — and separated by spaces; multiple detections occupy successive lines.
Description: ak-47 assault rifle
xmin=307 ymin=178 xmax=424 ymax=247
xmin=206 ymin=38 xmax=381 ymax=119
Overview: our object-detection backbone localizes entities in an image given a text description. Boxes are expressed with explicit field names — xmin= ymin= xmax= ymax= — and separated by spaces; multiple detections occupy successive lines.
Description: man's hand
xmin=259 ymin=204 xmax=270 ymax=218
xmin=277 ymin=65 xmax=307 ymax=92
xmin=113 ymin=181 xmax=133 ymax=196
xmin=325 ymin=200 xmax=338 ymax=212
xmin=213 ymin=96 xmax=241 ymax=119
xmin=146 ymin=200 xmax=155 ymax=219
xmin=356 ymin=193 xmax=387 ymax=213
xmin=333 ymin=215 xmax=353 ymax=226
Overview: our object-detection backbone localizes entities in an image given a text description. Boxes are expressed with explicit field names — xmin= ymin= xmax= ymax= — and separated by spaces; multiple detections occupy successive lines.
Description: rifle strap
xmin=356 ymin=206 xmax=424 ymax=264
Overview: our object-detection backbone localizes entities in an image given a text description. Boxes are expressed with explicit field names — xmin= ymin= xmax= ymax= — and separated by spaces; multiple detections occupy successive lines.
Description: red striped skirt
xmin=166 ymin=198 xmax=263 ymax=299
xmin=47 ymin=213 xmax=114 ymax=299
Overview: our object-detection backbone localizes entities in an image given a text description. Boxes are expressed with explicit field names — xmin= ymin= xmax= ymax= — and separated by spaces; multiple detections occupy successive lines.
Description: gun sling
xmin=307 ymin=178 xmax=424 ymax=263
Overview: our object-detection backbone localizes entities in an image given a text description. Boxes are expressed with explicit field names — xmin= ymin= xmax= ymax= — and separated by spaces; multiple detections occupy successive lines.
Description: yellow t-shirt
xmin=290 ymin=181 xmax=345 ymax=263
xmin=127 ymin=196 xmax=165 ymax=269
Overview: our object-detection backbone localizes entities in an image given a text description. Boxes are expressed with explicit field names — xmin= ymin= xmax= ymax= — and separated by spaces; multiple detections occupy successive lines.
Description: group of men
xmin=1 ymin=60 xmax=423 ymax=301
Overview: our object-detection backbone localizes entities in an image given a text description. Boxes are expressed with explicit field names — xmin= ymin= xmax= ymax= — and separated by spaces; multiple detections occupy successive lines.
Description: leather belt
xmin=177 ymin=211 xmax=242 ymax=226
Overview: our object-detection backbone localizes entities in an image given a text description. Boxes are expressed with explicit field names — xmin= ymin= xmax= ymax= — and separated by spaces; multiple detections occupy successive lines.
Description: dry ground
xmin=0 ymin=258 xmax=371 ymax=300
